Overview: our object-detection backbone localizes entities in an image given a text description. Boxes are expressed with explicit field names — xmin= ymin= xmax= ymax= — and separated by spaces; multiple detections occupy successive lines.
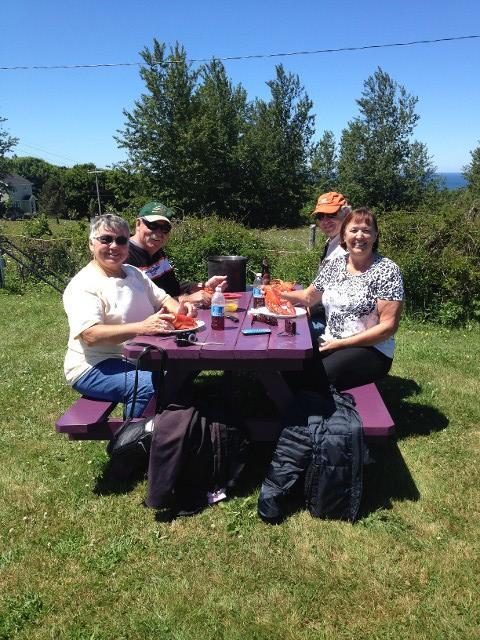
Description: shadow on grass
xmin=93 ymin=457 xmax=148 ymax=496
xmin=358 ymin=374 xmax=449 ymax=515
xmin=359 ymin=441 xmax=419 ymax=516
xmin=377 ymin=375 xmax=449 ymax=439
xmin=93 ymin=373 xmax=448 ymax=519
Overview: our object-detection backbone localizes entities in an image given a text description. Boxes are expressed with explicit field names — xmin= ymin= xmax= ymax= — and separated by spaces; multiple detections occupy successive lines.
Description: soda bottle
xmin=261 ymin=258 xmax=270 ymax=285
xmin=211 ymin=286 xmax=225 ymax=330
xmin=252 ymin=273 xmax=265 ymax=309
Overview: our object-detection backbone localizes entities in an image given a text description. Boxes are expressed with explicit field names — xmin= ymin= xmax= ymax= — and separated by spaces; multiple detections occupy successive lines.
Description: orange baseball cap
xmin=313 ymin=191 xmax=347 ymax=215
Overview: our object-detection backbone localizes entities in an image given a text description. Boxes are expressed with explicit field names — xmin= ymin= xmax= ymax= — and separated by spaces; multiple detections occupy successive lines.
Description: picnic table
xmin=57 ymin=291 xmax=394 ymax=441
xmin=123 ymin=291 xmax=312 ymax=418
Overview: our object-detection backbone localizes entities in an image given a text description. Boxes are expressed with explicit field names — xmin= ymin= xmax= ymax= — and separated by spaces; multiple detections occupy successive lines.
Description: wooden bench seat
xmin=245 ymin=382 xmax=395 ymax=442
xmin=55 ymin=395 xmax=156 ymax=441
xmin=344 ymin=383 xmax=394 ymax=438
xmin=56 ymin=383 xmax=393 ymax=442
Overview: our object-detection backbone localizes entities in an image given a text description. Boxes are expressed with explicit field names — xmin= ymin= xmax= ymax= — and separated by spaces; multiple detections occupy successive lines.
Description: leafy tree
xmin=38 ymin=175 xmax=67 ymax=222
xmin=104 ymin=165 xmax=149 ymax=212
xmin=310 ymin=130 xmax=338 ymax=196
xmin=0 ymin=116 xmax=18 ymax=159
xmin=337 ymin=67 xmax=436 ymax=209
xmin=0 ymin=116 xmax=19 ymax=188
xmin=62 ymin=163 xmax=101 ymax=217
xmin=7 ymin=156 xmax=62 ymax=196
xmin=238 ymin=65 xmax=315 ymax=226
xmin=116 ymin=40 xmax=198 ymax=212
xmin=190 ymin=58 xmax=248 ymax=216
xmin=463 ymin=141 xmax=480 ymax=193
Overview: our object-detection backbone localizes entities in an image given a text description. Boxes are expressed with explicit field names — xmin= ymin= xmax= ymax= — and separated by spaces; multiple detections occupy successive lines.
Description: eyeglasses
xmin=141 ymin=218 xmax=171 ymax=233
xmin=315 ymin=212 xmax=339 ymax=221
xmin=94 ymin=234 xmax=129 ymax=246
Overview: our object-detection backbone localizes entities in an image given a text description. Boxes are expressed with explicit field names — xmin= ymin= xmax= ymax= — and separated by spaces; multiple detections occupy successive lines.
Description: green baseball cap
xmin=139 ymin=201 xmax=175 ymax=222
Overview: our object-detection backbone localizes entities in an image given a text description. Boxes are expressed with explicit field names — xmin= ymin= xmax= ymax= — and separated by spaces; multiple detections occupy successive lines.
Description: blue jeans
xmin=73 ymin=358 xmax=157 ymax=418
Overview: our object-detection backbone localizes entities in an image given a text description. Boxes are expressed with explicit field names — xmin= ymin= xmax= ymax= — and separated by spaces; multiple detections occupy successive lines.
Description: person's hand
xmin=140 ymin=312 xmax=175 ymax=335
xmin=182 ymin=290 xmax=212 ymax=308
xmin=178 ymin=300 xmax=197 ymax=318
xmin=318 ymin=338 xmax=344 ymax=353
xmin=205 ymin=275 xmax=227 ymax=291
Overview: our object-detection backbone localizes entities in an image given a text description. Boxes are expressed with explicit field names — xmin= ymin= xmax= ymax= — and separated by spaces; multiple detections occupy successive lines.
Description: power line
xmin=1 ymin=35 xmax=478 ymax=71
xmin=15 ymin=143 xmax=82 ymax=164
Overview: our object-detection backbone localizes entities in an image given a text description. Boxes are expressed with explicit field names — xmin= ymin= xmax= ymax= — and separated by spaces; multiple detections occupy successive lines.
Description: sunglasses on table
xmin=94 ymin=234 xmax=129 ymax=246
xmin=141 ymin=218 xmax=172 ymax=233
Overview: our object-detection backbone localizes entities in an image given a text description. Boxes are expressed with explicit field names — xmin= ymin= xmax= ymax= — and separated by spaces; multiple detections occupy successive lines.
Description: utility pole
xmin=88 ymin=169 xmax=104 ymax=216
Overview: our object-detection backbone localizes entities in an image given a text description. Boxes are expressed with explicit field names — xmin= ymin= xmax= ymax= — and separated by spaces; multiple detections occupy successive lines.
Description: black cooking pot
xmin=207 ymin=255 xmax=248 ymax=293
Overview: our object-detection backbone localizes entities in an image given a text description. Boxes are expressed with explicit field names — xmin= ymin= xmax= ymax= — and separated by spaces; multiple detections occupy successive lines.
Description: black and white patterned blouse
xmin=312 ymin=253 xmax=404 ymax=358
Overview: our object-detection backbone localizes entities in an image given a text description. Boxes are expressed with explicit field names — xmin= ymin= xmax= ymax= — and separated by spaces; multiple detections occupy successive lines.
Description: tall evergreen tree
xmin=337 ymin=67 xmax=435 ymax=209
xmin=463 ymin=141 xmax=480 ymax=194
xmin=38 ymin=175 xmax=67 ymax=222
xmin=116 ymin=41 xmax=199 ymax=212
xmin=310 ymin=130 xmax=338 ymax=195
xmin=239 ymin=65 xmax=315 ymax=226
xmin=0 ymin=116 xmax=18 ymax=182
xmin=190 ymin=59 xmax=248 ymax=216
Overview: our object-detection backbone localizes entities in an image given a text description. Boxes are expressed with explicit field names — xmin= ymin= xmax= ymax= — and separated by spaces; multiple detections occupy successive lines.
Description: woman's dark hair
xmin=340 ymin=207 xmax=379 ymax=252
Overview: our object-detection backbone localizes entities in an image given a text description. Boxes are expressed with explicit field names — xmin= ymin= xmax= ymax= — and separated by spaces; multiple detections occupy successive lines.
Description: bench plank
xmin=56 ymin=394 xmax=157 ymax=440
xmin=246 ymin=383 xmax=394 ymax=441
xmin=56 ymin=385 xmax=393 ymax=441
xmin=344 ymin=383 xmax=395 ymax=437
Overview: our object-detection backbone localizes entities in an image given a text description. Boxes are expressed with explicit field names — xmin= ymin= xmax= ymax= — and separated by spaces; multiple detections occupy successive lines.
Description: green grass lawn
xmin=1 ymin=287 xmax=479 ymax=638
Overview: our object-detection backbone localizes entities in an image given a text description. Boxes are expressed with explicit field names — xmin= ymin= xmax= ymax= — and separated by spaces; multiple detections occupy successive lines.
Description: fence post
xmin=309 ymin=224 xmax=316 ymax=250
xmin=0 ymin=252 xmax=5 ymax=288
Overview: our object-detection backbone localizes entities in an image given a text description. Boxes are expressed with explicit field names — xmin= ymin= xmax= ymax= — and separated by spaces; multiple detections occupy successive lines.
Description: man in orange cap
xmin=312 ymin=191 xmax=351 ymax=267
xmin=310 ymin=191 xmax=351 ymax=337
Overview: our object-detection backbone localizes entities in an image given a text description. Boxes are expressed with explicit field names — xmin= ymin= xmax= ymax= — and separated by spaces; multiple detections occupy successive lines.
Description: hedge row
xmin=2 ymin=209 xmax=479 ymax=326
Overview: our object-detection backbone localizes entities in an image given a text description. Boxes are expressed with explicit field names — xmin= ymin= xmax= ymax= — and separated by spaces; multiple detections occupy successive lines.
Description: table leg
xmin=255 ymin=370 xmax=294 ymax=414
xmin=158 ymin=365 xmax=198 ymax=406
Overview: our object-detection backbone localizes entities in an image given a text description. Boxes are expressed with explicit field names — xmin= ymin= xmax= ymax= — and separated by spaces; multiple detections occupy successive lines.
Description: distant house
xmin=0 ymin=173 xmax=37 ymax=216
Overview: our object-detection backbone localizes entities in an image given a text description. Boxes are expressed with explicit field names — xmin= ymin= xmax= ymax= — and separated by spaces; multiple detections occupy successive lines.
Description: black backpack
xmin=146 ymin=399 xmax=250 ymax=515
xmin=258 ymin=388 xmax=365 ymax=523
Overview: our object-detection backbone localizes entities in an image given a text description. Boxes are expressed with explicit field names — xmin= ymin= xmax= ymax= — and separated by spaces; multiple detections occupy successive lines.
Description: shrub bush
xmin=379 ymin=207 xmax=480 ymax=324
xmin=167 ymin=215 xmax=268 ymax=283
xmin=1 ymin=208 xmax=478 ymax=327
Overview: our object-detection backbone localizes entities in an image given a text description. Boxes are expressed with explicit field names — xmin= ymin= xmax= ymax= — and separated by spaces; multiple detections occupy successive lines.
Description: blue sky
xmin=1 ymin=0 xmax=479 ymax=172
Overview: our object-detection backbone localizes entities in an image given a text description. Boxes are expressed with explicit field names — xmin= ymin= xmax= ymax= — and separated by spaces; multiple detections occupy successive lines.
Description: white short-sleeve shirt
xmin=63 ymin=262 xmax=172 ymax=384
xmin=312 ymin=254 xmax=404 ymax=358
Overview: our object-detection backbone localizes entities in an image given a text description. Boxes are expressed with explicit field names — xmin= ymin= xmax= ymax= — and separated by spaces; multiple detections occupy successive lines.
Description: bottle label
xmin=253 ymin=287 xmax=263 ymax=297
xmin=211 ymin=305 xmax=224 ymax=318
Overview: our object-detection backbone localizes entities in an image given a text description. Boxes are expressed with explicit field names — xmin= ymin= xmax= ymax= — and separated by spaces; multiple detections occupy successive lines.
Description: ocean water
xmin=436 ymin=172 xmax=467 ymax=190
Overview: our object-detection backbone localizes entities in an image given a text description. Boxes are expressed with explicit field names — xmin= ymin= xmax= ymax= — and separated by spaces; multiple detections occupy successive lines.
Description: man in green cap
xmin=127 ymin=201 xmax=225 ymax=305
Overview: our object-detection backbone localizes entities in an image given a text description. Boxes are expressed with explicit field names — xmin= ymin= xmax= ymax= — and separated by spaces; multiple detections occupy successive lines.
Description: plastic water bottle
xmin=211 ymin=286 xmax=225 ymax=330
xmin=252 ymin=272 xmax=265 ymax=309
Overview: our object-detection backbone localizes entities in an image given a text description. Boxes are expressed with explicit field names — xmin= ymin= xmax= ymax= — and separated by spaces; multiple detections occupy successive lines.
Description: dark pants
xmin=287 ymin=346 xmax=392 ymax=393
xmin=317 ymin=346 xmax=392 ymax=391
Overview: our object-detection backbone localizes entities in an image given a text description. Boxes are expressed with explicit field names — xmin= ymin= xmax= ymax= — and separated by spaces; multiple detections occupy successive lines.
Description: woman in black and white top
xmin=282 ymin=208 xmax=404 ymax=391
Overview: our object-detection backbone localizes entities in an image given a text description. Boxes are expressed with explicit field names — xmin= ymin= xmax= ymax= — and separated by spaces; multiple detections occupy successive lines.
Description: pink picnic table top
xmin=123 ymin=291 xmax=312 ymax=413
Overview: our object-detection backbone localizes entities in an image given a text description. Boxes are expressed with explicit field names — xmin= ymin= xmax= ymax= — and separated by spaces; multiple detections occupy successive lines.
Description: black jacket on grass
xmin=258 ymin=389 xmax=365 ymax=523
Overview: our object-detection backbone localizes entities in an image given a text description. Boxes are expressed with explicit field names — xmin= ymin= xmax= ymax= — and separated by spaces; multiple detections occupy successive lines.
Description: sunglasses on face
xmin=315 ymin=212 xmax=339 ymax=221
xmin=94 ymin=234 xmax=129 ymax=246
xmin=141 ymin=218 xmax=171 ymax=233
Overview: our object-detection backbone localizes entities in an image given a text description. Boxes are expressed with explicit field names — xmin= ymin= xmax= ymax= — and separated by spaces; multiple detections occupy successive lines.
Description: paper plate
xmin=248 ymin=306 xmax=307 ymax=320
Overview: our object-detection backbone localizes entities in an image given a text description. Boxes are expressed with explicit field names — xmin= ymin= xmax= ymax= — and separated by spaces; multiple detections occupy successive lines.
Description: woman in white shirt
xmin=282 ymin=208 xmax=404 ymax=391
xmin=63 ymin=214 xmax=195 ymax=417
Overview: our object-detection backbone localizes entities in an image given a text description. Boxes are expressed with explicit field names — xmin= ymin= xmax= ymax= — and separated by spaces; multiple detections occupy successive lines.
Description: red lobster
xmin=172 ymin=313 xmax=197 ymax=330
xmin=262 ymin=279 xmax=296 ymax=316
